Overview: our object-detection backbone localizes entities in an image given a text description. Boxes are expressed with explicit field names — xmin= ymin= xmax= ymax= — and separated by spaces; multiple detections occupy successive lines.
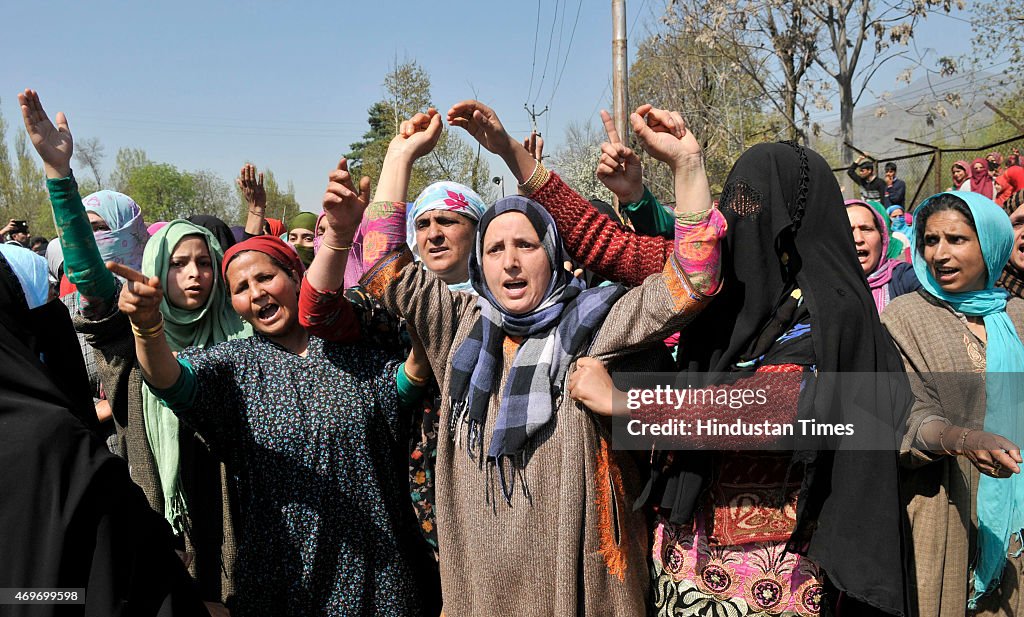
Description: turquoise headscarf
xmin=912 ymin=190 xmax=1024 ymax=606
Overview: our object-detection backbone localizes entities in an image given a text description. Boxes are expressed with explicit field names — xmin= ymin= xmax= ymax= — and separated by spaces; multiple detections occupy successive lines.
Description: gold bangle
xmin=132 ymin=319 xmax=165 ymax=340
xmin=517 ymin=161 xmax=550 ymax=195
xmin=938 ymin=424 xmax=953 ymax=456
xmin=403 ymin=363 xmax=430 ymax=386
xmin=320 ymin=240 xmax=352 ymax=252
xmin=958 ymin=429 xmax=974 ymax=456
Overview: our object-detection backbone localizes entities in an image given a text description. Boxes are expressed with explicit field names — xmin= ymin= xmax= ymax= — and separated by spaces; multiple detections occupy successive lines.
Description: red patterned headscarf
xmin=264 ymin=218 xmax=287 ymax=237
xmin=222 ymin=235 xmax=304 ymax=281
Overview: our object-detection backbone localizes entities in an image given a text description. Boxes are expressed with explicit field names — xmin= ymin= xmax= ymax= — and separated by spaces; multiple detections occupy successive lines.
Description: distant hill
xmin=811 ymin=71 xmax=1002 ymax=160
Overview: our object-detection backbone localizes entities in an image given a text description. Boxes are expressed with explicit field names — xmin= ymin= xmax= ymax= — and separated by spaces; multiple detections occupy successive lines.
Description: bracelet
xmin=320 ymin=240 xmax=352 ymax=252
xmin=248 ymin=209 xmax=265 ymax=216
xmin=132 ymin=317 xmax=165 ymax=339
xmin=517 ymin=161 xmax=550 ymax=195
xmin=938 ymin=424 xmax=953 ymax=456
xmin=403 ymin=363 xmax=430 ymax=387
xmin=958 ymin=429 xmax=974 ymax=456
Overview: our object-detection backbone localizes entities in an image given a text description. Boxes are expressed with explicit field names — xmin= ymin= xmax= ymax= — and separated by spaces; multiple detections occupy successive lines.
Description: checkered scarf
xmin=448 ymin=196 xmax=626 ymax=503
xmin=997 ymin=189 xmax=1024 ymax=298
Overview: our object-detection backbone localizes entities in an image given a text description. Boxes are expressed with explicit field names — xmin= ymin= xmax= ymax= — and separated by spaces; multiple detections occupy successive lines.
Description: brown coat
xmin=881 ymin=290 xmax=1024 ymax=616
xmin=375 ymin=261 xmax=709 ymax=617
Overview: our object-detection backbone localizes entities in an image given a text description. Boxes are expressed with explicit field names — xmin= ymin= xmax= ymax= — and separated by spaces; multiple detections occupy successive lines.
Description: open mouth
xmin=935 ymin=266 xmax=959 ymax=282
xmin=257 ymin=304 xmax=280 ymax=322
xmin=428 ymin=246 xmax=449 ymax=255
xmin=856 ymin=249 xmax=870 ymax=260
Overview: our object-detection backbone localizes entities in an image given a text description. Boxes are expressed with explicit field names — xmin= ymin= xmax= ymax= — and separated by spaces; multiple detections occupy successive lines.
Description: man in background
xmin=1 ymin=219 xmax=30 ymax=247
xmin=884 ymin=162 xmax=906 ymax=208
xmin=847 ymin=155 xmax=890 ymax=206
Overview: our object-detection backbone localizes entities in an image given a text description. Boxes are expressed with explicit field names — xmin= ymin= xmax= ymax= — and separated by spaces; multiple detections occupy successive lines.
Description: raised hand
xmin=630 ymin=104 xmax=702 ymax=170
xmin=523 ymin=131 xmax=544 ymax=161
xmin=447 ymin=100 xmax=513 ymax=156
xmin=18 ymin=89 xmax=73 ymax=178
xmin=321 ymin=158 xmax=370 ymax=238
xmin=390 ymin=108 xmax=443 ymax=162
xmin=237 ymin=164 xmax=266 ymax=213
xmin=108 ymin=262 xmax=163 ymax=329
xmin=596 ymin=110 xmax=644 ymax=203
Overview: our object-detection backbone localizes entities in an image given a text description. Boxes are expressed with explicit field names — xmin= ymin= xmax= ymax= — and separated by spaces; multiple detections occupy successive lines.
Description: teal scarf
xmin=912 ymin=191 xmax=1024 ymax=606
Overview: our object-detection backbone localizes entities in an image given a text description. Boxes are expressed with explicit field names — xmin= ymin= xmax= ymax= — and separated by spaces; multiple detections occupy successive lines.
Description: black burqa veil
xmin=646 ymin=143 xmax=912 ymax=615
xmin=0 ymin=251 xmax=208 ymax=616
xmin=187 ymin=215 xmax=237 ymax=251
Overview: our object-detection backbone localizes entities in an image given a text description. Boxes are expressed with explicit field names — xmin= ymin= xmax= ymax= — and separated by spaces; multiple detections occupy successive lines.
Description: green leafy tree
xmin=126 ymin=162 xmax=196 ymax=222
xmin=0 ymin=102 xmax=19 ymax=218
xmin=109 ymin=147 xmax=151 ymax=193
xmin=13 ymin=132 xmax=53 ymax=236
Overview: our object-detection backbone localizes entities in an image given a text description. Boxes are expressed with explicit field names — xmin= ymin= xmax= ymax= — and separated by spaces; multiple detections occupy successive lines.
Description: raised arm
xmin=19 ymin=89 xmax=117 ymax=312
xmin=108 ymin=262 xmax=182 ymax=390
xmin=238 ymin=164 xmax=267 ymax=237
xmin=448 ymin=100 xmax=683 ymax=287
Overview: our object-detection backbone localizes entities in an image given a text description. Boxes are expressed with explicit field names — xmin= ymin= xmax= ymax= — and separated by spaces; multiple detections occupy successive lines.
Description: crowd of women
xmin=2 ymin=85 xmax=1024 ymax=617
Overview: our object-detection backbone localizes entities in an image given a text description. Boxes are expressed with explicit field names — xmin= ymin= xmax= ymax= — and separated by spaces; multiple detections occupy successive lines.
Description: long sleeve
xmin=620 ymin=186 xmax=674 ymax=239
xmin=847 ymin=163 xmax=866 ymax=188
xmin=529 ymin=172 xmax=674 ymax=287
xmin=343 ymin=200 xmax=409 ymax=288
xmin=46 ymin=174 xmax=117 ymax=308
xmin=297 ymin=282 xmax=361 ymax=343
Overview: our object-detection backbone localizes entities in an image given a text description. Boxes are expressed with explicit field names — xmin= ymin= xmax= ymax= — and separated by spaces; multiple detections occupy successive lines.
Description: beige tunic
xmin=376 ymin=262 xmax=708 ymax=617
xmin=881 ymin=290 xmax=1024 ymax=617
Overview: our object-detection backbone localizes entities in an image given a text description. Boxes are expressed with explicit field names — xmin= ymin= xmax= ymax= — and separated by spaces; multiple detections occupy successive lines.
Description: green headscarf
xmin=141 ymin=220 xmax=251 ymax=534
xmin=288 ymin=212 xmax=318 ymax=267
xmin=865 ymin=199 xmax=906 ymax=260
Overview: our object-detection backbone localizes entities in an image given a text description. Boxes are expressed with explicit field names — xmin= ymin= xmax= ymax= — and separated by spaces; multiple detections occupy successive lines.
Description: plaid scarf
xmin=997 ymin=189 xmax=1024 ymax=298
xmin=448 ymin=196 xmax=626 ymax=503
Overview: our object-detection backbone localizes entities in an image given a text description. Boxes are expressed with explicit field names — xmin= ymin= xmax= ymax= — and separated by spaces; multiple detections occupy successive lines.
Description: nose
xmin=248 ymin=280 xmax=267 ymax=302
xmin=852 ymin=228 xmax=864 ymax=244
xmin=427 ymin=220 xmax=445 ymax=243
xmin=502 ymin=246 xmax=520 ymax=272
xmin=183 ymin=260 xmax=199 ymax=279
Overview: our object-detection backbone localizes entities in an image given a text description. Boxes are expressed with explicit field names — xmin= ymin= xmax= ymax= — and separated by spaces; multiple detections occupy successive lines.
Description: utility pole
xmin=612 ymin=0 xmax=628 ymax=209
xmin=524 ymin=103 xmax=549 ymax=137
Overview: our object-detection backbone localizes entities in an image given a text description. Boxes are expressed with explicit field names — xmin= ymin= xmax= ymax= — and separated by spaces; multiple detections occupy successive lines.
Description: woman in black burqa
xmin=640 ymin=143 xmax=913 ymax=615
xmin=0 ymin=245 xmax=208 ymax=617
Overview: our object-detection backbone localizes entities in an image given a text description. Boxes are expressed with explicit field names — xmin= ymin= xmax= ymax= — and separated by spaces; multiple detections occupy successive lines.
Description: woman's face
xmin=889 ymin=208 xmax=904 ymax=222
xmin=1009 ymin=203 xmax=1024 ymax=272
xmin=165 ymin=235 xmax=214 ymax=310
xmin=952 ymin=165 xmax=967 ymax=185
xmin=922 ymin=210 xmax=987 ymax=293
xmin=481 ymin=212 xmax=552 ymax=315
xmin=288 ymin=228 xmax=315 ymax=248
xmin=415 ymin=210 xmax=476 ymax=284
xmin=225 ymin=251 xmax=300 ymax=338
xmin=316 ymin=220 xmax=327 ymax=237
xmin=973 ymin=161 xmax=986 ymax=176
xmin=87 ymin=211 xmax=110 ymax=233
xmin=847 ymin=205 xmax=883 ymax=275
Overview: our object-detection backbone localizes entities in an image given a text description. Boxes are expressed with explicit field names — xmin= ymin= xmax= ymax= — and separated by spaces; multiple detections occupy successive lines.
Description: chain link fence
xmin=831 ymin=133 xmax=1024 ymax=210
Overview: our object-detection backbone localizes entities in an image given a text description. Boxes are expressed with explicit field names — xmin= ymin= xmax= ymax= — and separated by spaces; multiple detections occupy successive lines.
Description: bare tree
xmin=74 ymin=137 xmax=106 ymax=189
xmin=548 ymin=121 xmax=615 ymax=204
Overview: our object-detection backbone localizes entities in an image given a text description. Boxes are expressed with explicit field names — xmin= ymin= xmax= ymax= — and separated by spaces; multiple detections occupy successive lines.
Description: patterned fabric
xmin=673 ymin=208 xmax=726 ymax=295
xmin=162 ymin=335 xmax=428 ymax=617
xmin=652 ymin=510 xmax=826 ymax=617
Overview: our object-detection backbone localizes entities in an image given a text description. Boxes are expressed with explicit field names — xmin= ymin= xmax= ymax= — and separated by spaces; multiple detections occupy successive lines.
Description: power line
xmin=533 ymin=0 xmax=562 ymax=106
xmin=526 ymin=0 xmax=543 ymax=103
xmin=545 ymin=0 xmax=584 ymax=107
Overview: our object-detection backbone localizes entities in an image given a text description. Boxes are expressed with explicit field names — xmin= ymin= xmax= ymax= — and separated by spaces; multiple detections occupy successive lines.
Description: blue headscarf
xmin=887 ymin=204 xmax=910 ymax=234
xmin=406 ymin=181 xmax=488 ymax=293
xmin=81 ymin=190 xmax=149 ymax=271
xmin=912 ymin=190 xmax=1024 ymax=605
xmin=0 ymin=244 xmax=49 ymax=309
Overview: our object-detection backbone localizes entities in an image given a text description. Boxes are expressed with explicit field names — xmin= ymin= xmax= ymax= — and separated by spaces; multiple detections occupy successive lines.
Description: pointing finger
xmin=107 ymin=261 xmax=157 ymax=287
xmin=600 ymin=110 xmax=621 ymax=145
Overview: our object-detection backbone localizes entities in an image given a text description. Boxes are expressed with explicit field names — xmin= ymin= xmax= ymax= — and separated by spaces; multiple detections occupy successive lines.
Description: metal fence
xmin=831 ymin=133 xmax=1024 ymax=210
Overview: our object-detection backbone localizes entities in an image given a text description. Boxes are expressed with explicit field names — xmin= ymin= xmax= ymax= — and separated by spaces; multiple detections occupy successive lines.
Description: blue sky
xmin=0 ymin=1 xmax=976 ymax=212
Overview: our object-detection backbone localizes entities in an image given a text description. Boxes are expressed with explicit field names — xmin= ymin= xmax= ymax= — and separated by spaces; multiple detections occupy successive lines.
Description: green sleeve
xmin=396 ymin=362 xmax=427 ymax=410
xmin=620 ymin=186 xmax=674 ymax=238
xmin=149 ymin=358 xmax=199 ymax=411
xmin=46 ymin=174 xmax=117 ymax=305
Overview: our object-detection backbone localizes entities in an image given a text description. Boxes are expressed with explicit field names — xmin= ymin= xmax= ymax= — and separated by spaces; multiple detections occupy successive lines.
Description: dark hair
xmin=884 ymin=162 xmax=897 ymax=173
xmin=29 ymin=236 xmax=47 ymax=247
xmin=914 ymin=193 xmax=976 ymax=253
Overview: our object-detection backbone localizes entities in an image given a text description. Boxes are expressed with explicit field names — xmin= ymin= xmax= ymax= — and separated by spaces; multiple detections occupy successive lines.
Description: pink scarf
xmin=850 ymin=199 xmax=901 ymax=313
xmin=969 ymin=157 xmax=995 ymax=198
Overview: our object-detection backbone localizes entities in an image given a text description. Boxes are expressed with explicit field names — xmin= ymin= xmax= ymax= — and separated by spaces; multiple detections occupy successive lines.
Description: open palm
xmin=18 ymin=89 xmax=73 ymax=176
